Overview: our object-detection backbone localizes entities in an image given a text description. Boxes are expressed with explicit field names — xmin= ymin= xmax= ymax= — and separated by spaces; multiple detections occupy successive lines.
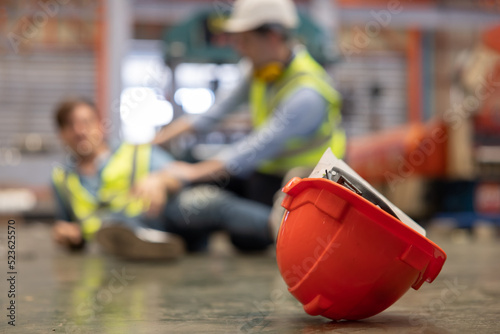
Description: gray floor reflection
xmin=1 ymin=223 xmax=498 ymax=333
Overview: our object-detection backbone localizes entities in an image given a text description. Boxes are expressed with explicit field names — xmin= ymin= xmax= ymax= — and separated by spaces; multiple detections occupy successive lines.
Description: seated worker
xmin=154 ymin=0 xmax=346 ymax=206
xmin=51 ymin=97 xmax=274 ymax=259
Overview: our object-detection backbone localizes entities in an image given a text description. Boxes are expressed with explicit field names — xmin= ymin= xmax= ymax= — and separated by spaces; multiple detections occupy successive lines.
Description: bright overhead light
xmin=120 ymin=87 xmax=174 ymax=144
xmin=174 ymin=88 xmax=215 ymax=114
xmin=120 ymin=87 xmax=173 ymax=126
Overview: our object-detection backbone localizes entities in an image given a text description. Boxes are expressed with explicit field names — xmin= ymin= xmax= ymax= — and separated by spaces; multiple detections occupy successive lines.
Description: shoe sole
xmin=95 ymin=225 xmax=185 ymax=261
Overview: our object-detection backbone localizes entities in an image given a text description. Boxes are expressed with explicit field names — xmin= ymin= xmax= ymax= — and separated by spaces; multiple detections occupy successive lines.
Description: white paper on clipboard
xmin=309 ymin=148 xmax=426 ymax=237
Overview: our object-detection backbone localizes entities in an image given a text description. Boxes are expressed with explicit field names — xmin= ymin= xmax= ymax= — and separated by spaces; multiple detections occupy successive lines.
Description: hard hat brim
xmin=223 ymin=17 xmax=298 ymax=33
xmin=223 ymin=17 xmax=267 ymax=33
xmin=222 ymin=0 xmax=299 ymax=33
xmin=223 ymin=19 xmax=258 ymax=33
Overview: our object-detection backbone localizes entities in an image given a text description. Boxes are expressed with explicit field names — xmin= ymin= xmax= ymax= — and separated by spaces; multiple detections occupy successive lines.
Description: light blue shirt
xmin=189 ymin=77 xmax=328 ymax=176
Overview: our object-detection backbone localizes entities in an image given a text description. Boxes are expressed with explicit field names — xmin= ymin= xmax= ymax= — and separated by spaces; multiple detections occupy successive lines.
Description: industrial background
xmin=1 ymin=0 xmax=499 ymax=228
xmin=0 ymin=1 xmax=499 ymax=332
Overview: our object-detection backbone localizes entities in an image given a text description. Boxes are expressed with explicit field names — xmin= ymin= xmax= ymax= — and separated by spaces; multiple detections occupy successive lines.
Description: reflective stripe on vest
xmin=250 ymin=49 xmax=346 ymax=176
xmin=52 ymin=143 xmax=152 ymax=240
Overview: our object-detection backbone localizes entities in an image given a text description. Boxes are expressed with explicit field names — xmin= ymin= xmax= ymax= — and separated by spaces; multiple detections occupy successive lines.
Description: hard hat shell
xmin=276 ymin=177 xmax=447 ymax=320
xmin=224 ymin=0 xmax=299 ymax=33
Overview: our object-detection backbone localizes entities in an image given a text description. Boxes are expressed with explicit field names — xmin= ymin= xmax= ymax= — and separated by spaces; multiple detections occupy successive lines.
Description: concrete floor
xmin=0 ymin=222 xmax=499 ymax=333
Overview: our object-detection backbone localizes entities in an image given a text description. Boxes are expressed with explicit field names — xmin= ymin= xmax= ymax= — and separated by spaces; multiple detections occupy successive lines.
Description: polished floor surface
xmin=0 ymin=222 xmax=499 ymax=333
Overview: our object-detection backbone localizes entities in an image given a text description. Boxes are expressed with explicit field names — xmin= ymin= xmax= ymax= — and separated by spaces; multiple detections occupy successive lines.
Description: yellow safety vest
xmin=52 ymin=143 xmax=152 ymax=240
xmin=250 ymin=49 xmax=346 ymax=176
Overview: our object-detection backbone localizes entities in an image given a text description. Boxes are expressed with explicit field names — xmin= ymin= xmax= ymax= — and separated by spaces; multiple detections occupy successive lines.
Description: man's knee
xmin=179 ymin=185 xmax=230 ymax=210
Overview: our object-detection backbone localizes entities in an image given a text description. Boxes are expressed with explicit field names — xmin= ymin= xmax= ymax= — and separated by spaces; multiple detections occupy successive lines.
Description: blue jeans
xmin=161 ymin=185 xmax=273 ymax=252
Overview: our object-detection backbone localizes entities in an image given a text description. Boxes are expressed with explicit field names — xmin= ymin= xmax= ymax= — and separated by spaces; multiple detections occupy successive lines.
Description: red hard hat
xmin=276 ymin=176 xmax=447 ymax=321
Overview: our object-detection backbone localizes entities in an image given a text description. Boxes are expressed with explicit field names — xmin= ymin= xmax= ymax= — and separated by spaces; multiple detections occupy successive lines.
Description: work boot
xmin=95 ymin=225 xmax=185 ymax=260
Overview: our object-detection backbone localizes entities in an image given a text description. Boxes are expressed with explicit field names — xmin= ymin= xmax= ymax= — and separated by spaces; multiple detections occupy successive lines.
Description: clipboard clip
xmin=323 ymin=167 xmax=400 ymax=221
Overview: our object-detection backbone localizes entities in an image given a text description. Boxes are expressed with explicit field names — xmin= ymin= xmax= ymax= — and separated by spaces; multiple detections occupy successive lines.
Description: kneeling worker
xmin=155 ymin=0 xmax=346 ymax=206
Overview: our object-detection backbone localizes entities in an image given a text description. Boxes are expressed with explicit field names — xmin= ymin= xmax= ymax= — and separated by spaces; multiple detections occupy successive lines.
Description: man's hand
xmin=131 ymin=160 xmax=226 ymax=216
xmin=131 ymin=171 xmax=182 ymax=217
xmin=52 ymin=220 xmax=83 ymax=248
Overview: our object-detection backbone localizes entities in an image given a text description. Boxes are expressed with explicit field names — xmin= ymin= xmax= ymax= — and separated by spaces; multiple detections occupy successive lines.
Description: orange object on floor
xmin=346 ymin=121 xmax=448 ymax=184
xmin=276 ymin=177 xmax=447 ymax=320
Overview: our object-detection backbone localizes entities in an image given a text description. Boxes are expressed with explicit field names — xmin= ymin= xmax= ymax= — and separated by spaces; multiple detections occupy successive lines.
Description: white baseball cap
xmin=224 ymin=0 xmax=299 ymax=33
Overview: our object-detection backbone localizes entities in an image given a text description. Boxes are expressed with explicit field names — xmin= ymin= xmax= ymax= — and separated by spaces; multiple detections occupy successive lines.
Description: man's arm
xmin=165 ymin=87 xmax=329 ymax=182
xmin=130 ymin=145 xmax=183 ymax=216
xmin=52 ymin=183 xmax=85 ymax=249
xmin=152 ymin=116 xmax=192 ymax=145
xmin=153 ymin=78 xmax=250 ymax=144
